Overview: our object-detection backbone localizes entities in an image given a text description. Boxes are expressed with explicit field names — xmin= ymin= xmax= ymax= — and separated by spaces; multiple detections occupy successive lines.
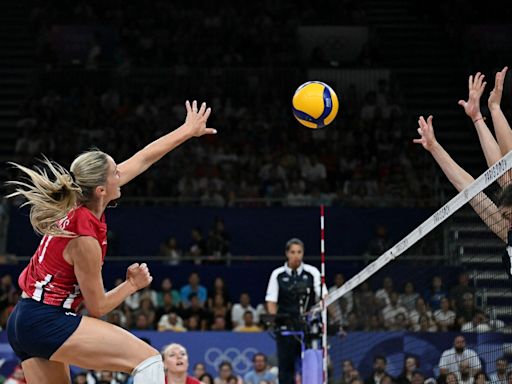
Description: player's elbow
xmin=86 ymin=300 xmax=107 ymax=318
xmin=87 ymin=306 xmax=103 ymax=318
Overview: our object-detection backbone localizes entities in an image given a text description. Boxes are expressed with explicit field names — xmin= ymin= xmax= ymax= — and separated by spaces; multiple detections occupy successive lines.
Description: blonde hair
xmin=161 ymin=343 xmax=188 ymax=357
xmin=7 ymin=150 xmax=110 ymax=237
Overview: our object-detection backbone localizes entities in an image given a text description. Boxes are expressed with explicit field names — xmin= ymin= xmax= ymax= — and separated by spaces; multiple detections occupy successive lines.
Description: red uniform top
xmin=19 ymin=206 xmax=107 ymax=312
xmin=165 ymin=377 xmax=201 ymax=384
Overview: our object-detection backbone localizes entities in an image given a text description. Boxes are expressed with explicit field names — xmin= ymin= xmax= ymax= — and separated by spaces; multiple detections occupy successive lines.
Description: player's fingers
xmin=198 ymin=102 xmax=206 ymax=115
xmin=185 ymin=100 xmax=192 ymax=114
xmin=205 ymin=128 xmax=217 ymax=135
xmin=457 ymin=100 xmax=465 ymax=107
xmin=128 ymin=263 xmax=139 ymax=271
xmin=192 ymin=100 xmax=198 ymax=113
xmin=202 ymin=107 xmax=212 ymax=121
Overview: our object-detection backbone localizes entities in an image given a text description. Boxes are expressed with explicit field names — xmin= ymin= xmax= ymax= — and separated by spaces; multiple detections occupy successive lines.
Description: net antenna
xmin=312 ymin=150 xmax=512 ymax=313
xmin=320 ymin=205 xmax=328 ymax=384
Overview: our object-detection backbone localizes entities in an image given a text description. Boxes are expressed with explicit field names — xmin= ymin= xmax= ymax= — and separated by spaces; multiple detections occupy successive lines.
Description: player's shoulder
xmin=186 ymin=376 xmax=202 ymax=384
xmin=270 ymin=265 xmax=286 ymax=276
xmin=302 ymin=263 xmax=321 ymax=275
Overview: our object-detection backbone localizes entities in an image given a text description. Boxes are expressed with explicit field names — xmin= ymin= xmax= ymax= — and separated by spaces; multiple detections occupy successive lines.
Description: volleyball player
xmin=414 ymin=100 xmax=512 ymax=276
xmin=161 ymin=343 xmax=201 ymax=384
xmin=6 ymin=100 xmax=215 ymax=384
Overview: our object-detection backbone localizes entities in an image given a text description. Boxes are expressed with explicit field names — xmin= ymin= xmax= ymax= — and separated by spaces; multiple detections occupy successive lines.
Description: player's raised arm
xmin=414 ymin=115 xmax=507 ymax=242
xmin=118 ymin=100 xmax=216 ymax=186
xmin=489 ymin=67 xmax=512 ymax=155
xmin=458 ymin=72 xmax=502 ymax=167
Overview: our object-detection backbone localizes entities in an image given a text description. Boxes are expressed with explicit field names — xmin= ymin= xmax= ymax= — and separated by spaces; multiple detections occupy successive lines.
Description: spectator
xmin=375 ymin=277 xmax=394 ymax=308
xmin=353 ymin=281 xmax=376 ymax=328
xmin=474 ymin=372 xmax=489 ymax=384
xmin=455 ymin=293 xmax=478 ymax=330
xmin=399 ymin=282 xmax=420 ymax=312
xmin=208 ymin=277 xmax=231 ymax=309
xmin=424 ymin=276 xmax=447 ymax=311
xmin=156 ymin=277 xmax=181 ymax=308
xmin=365 ymin=225 xmax=393 ymax=256
xmin=188 ymin=227 xmax=208 ymax=263
xmin=206 ymin=218 xmax=231 ymax=261
xmin=460 ymin=310 xmax=492 ymax=333
xmin=200 ymin=373 xmax=216 ymax=384
xmin=336 ymin=359 xmax=359 ymax=384
xmin=157 ymin=312 xmax=186 ymax=332
xmin=450 ymin=272 xmax=475 ymax=314
xmin=159 ymin=236 xmax=182 ymax=265
xmin=365 ymin=356 xmax=389 ymax=384
xmin=329 ymin=273 xmax=354 ymax=313
xmin=193 ymin=363 xmax=207 ymax=381
xmin=409 ymin=297 xmax=434 ymax=331
xmin=209 ymin=293 xmax=232 ymax=330
xmin=214 ymin=361 xmax=243 ymax=384
xmin=231 ymin=292 xmax=259 ymax=328
xmin=418 ymin=314 xmax=437 ymax=332
xmin=181 ymin=294 xmax=209 ymax=330
xmin=73 ymin=372 xmax=87 ymax=384
xmin=457 ymin=361 xmax=475 ymax=384
xmin=155 ymin=292 xmax=180 ymax=327
xmin=243 ymin=353 xmax=277 ymax=384
xmin=489 ymin=357 xmax=507 ymax=384
xmin=210 ymin=314 xmax=228 ymax=331
xmin=411 ymin=371 xmax=425 ymax=384
xmin=439 ymin=335 xmax=481 ymax=377
xmin=381 ymin=291 xmax=409 ymax=330
xmin=234 ymin=311 xmax=263 ymax=332
xmin=396 ymin=356 xmax=420 ymax=384
xmin=180 ymin=272 xmax=208 ymax=307
xmin=434 ymin=297 xmax=456 ymax=331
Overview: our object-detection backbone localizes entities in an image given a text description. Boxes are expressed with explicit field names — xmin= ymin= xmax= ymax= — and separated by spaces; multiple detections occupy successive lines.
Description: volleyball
xmin=292 ymin=81 xmax=339 ymax=129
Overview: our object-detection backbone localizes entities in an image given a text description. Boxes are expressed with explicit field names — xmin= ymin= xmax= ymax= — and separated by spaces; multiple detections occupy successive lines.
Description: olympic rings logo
xmin=204 ymin=347 xmax=258 ymax=373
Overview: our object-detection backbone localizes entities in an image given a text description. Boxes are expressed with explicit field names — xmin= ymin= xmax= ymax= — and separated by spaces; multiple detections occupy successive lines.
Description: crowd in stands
xmin=329 ymin=271 xmax=506 ymax=334
xmin=335 ymin=345 xmax=510 ymax=384
xmin=0 ymin=0 xmax=441 ymax=208
xmin=0 ymin=270 xmax=504 ymax=336
xmin=10 ymin=77 xmax=436 ymax=208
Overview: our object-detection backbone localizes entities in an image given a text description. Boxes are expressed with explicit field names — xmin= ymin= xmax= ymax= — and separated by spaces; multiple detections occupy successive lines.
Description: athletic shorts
xmin=7 ymin=298 xmax=82 ymax=361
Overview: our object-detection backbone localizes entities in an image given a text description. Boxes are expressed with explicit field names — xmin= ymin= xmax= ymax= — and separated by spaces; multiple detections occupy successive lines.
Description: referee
xmin=265 ymin=238 xmax=323 ymax=384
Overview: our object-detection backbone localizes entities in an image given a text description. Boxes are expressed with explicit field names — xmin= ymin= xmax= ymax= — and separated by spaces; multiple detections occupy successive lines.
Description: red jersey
xmin=19 ymin=206 xmax=107 ymax=312
xmin=165 ymin=376 xmax=201 ymax=384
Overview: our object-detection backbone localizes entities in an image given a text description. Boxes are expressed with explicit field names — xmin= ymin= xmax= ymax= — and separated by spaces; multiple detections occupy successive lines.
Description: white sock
xmin=132 ymin=354 xmax=165 ymax=384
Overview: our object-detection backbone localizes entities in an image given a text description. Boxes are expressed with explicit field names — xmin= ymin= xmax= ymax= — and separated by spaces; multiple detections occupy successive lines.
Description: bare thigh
xmin=51 ymin=316 xmax=159 ymax=373
xmin=22 ymin=358 xmax=70 ymax=384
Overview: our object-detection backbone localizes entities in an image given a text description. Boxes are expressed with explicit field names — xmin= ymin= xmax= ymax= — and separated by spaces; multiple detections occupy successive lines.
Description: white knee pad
xmin=132 ymin=354 xmax=165 ymax=384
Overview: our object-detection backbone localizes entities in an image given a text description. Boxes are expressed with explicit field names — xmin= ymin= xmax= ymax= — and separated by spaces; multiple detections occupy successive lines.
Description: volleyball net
xmin=315 ymin=151 xmax=512 ymax=383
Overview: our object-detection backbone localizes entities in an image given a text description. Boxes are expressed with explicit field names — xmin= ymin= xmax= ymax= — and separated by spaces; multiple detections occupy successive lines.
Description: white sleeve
xmin=439 ymin=350 xmax=450 ymax=368
xmin=470 ymin=350 xmax=482 ymax=370
xmin=265 ymin=269 xmax=280 ymax=303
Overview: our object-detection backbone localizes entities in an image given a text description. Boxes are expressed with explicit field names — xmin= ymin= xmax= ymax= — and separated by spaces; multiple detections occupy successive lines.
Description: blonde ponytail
xmin=7 ymin=157 xmax=81 ymax=237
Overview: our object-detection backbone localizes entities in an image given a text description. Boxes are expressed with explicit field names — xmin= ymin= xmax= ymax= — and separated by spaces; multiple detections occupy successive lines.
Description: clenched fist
xmin=126 ymin=262 xmax=153 ymax=291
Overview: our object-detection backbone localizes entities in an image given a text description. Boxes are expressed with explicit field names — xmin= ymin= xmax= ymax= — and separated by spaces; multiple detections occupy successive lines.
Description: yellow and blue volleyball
xmin=292 ymin=81 xmax=339 ymax=129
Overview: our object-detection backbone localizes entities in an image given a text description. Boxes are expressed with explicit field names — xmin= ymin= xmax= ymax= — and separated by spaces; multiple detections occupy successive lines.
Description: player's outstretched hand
xmin=183 ymin=100 xmax=217 ymax=138
xmin=126 ymin=262 xmax=153 ymax=291
xmin=488 ymin=66 xmax=508 ymax=112
xmin=458 ymin=72 xmax=486 ymax=121
xmin=413 ymin=115 xmax=437 ymax=152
